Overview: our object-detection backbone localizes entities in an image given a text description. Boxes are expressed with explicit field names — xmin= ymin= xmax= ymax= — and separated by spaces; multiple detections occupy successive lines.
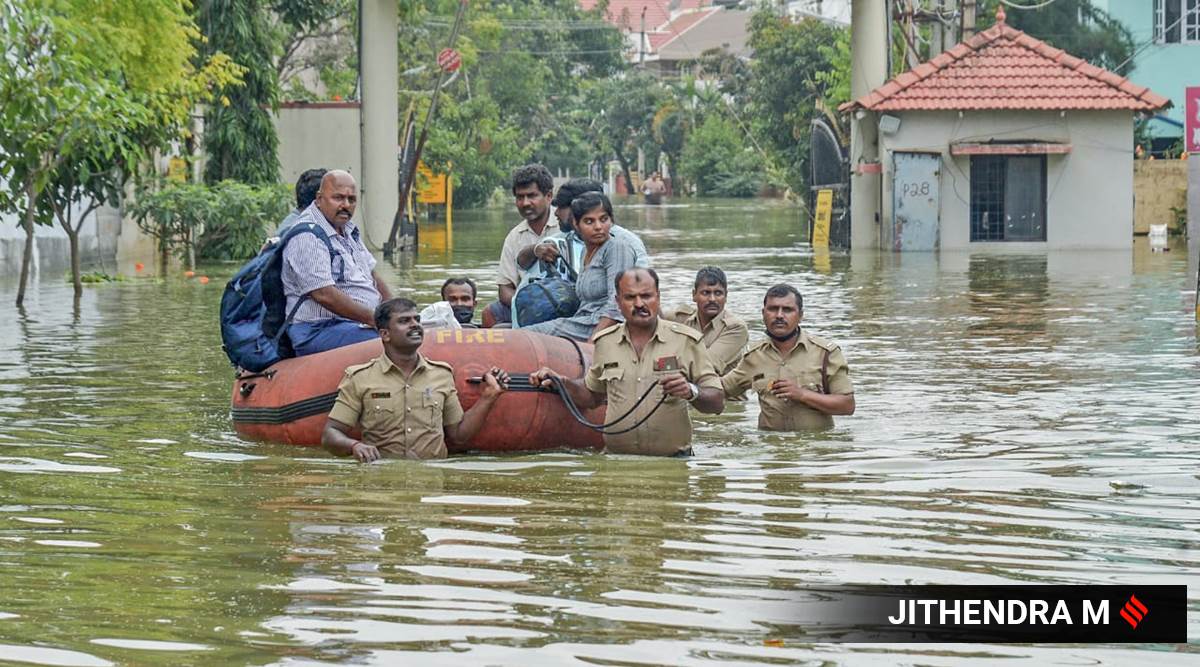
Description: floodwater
xmin=1 ymin=199 xmax=1197 ymax=665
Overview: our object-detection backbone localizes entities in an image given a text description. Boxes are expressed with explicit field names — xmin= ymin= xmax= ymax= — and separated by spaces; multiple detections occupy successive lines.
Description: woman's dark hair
xmin=374 ymin=297 xmax=418 ymax=330
xmin=570 ymin=191 xmax=613 ymax=224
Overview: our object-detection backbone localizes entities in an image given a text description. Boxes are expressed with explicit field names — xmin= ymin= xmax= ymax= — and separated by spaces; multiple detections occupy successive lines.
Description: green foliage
xmin=746 ymin=11 xmax=841 ymax=194
xmin=591 ymin=71 xmax=668 ymax=190
xmin=393 ymin=0 xmax=626 ymax=206
xmin=680 ymin=115 xmax=764 ymax=198
xmin=130 ymin=181 xmax=290 ymax=264
xmin=196 ymin=0 xmax=281 ymax=185
xmin=979 ymin=0 xmax=1134 ymax=74
xmin=75 ymin=271 xmax=129 ymax=284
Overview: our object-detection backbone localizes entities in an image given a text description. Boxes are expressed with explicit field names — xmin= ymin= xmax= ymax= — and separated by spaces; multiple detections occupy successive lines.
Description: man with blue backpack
xmin=281 ymin=170 xmax=391 ymax=357
xmin=219 ymin=170 xmax=390 ymax=372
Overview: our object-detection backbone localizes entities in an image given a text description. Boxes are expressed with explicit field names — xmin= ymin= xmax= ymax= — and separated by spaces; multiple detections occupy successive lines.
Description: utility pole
xmin=849 ymin=0 xmax=889 ymax=249
xmin=930 ymin=0 xmax=947 ymax=55
xmin=639 ymin=7 xmax=646 ymax=66
xmin=962 ymin=0 xmax=977 ymax=39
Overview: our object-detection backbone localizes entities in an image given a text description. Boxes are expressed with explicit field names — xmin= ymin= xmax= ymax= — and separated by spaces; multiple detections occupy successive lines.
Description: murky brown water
xmin=1 ymin=199 xmax=1197 ymax=665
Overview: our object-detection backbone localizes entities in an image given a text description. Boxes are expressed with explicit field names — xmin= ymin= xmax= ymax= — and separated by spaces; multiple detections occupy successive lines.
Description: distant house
xmin=841 ymin=8 xmax=1170 ymax=251
xmin=1092 ymin=0 xmax=1200 ymax=151
xmin=578 ymin=0 xmax=751 ymax=76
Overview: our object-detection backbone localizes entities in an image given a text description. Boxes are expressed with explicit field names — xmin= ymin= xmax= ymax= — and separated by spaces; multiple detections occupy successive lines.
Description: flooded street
xmin=1 ymin=199 xmax=1197 ymax=665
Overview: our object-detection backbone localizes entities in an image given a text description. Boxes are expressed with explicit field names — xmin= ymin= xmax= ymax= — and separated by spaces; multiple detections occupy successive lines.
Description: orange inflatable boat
xmin=230 ymin=328 xmax=604 ymax=453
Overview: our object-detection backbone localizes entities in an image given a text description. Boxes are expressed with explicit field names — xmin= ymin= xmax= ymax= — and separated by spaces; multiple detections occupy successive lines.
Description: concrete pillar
xmin=849 ymin=0 xmax=889 ymax=250
xmin=1188 ymin=155 xmax=1199 ymax=320
xmin=359 ymin=0 xmax=399 ymax=251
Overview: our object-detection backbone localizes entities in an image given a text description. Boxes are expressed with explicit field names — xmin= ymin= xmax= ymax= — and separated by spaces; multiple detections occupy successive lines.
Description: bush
xmin=131 ymin=180 xmax=290 ymax=267
xmin=679 ymin=114 xmax=765 ymax=197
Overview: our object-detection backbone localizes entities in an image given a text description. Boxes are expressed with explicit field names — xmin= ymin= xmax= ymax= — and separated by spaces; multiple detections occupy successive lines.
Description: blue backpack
xmin=219 ymin=222 xmax=343 ymax=372
xmin=513 ymin=257 xmax=580 ymax=328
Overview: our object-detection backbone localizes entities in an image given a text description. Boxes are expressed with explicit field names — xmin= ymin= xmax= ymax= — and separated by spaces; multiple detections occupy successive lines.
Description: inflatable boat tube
xmin=230 ymin=328 xmax=605 ymax=453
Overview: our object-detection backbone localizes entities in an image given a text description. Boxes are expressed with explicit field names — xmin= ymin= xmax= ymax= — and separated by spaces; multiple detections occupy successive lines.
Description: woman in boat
xmin=522 ymin=192 xmax=637 ymax=342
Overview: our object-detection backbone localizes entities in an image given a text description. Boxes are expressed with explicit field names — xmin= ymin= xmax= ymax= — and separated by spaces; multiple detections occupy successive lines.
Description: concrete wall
xmin=878 ymin=110 xmax=1134 ymax=250
xmin=1133 ymin=160 xmax=1188 ymax=233
xmin=1095 ymin=0 xmax=1200 ymax=139
xmin=274 ymin=102 xmax=363 ymax=189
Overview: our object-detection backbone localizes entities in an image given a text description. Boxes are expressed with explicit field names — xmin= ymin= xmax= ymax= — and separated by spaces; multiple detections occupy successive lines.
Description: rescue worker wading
xmin=530 ymin=268 xmax=724 ymax=456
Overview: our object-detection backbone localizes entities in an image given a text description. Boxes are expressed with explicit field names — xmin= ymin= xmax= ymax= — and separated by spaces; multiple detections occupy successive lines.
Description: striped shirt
xmin=281 ymin=203 xmax=381 ymax=324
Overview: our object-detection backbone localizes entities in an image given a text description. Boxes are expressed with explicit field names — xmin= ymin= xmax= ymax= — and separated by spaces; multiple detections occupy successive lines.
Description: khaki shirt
xmin=663 ymin=303 xmax=749 ymax=375
xmin=721 ymin=330 xmax=853 ymax=431
xmin=497 ymin=216 xmax=559 ymax=289
xmin=585 ymin=318 xmax=722 ymax=456
xmin=328 ymin=353 xmax=465 ymax=459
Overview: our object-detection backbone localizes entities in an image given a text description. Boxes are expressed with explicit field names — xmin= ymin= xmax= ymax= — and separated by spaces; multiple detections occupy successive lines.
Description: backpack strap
xmin=820 ymin=348 xmax=831 ymax=395
xmin=272 ymin=223 xmax=344 ymax=342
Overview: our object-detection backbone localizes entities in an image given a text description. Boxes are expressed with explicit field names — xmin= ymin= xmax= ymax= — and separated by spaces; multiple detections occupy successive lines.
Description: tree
xmin=0 ymin=4 xmax=124 ymax=306
xmin=680 ymin=114 xmax=764 ymax=198
xmin=745 ymin=11 xmax=841 ymax=195
xmin=979 ymin=0 xmax=1134 ymax=74
xmin=592 ymin=72 xmax=666 ymax=195
xmin=196 ymin=0 xmax=281 ymax=185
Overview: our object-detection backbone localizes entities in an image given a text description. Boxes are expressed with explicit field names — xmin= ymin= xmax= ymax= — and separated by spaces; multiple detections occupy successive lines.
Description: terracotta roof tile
xmin=840 ymin=17 xmax=1170 ymax=113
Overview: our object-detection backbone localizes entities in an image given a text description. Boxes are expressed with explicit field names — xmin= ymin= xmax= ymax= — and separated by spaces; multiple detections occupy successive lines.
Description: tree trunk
xmin=615 ymin=149 xmax=635 ymax=198
xmin=15 ymin=178 xmax=38 ymax=307
xmin=66 ymin=228 xmax=81 ymax=300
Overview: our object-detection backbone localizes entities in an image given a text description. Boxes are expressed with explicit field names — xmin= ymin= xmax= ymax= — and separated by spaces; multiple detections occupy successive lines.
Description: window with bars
xmin=969 ymin=155 xmax=1047 ymax=243
xmin=1155 ymin=0 xmax=1200 ymax=43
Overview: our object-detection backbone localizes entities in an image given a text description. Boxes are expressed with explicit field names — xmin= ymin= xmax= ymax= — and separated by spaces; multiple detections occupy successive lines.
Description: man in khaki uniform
xmin=323 ymin=298 xmax=508 ymax=461
xmin=722 ymin=284 xmax=854 ymax=431
xmin=663 ymin=266 xmax=749 ymax=374
xmin=530 ymin=268 xmax=724 ymax=456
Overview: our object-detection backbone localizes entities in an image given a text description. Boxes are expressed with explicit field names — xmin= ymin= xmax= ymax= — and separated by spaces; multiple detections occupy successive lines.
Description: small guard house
xmin=841 ymin=8 xmax=1170 ymax=251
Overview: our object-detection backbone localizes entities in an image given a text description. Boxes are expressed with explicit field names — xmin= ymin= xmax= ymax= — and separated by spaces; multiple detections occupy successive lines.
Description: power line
xmin=999 ymin=0 xmax=1061 ymax=9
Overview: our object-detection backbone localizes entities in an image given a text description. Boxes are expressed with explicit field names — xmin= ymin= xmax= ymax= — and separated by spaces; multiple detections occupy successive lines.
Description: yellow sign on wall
xmin=812 ymin=189 xmax=833 ymax=247
xmin=416 ymin=162 xmax=448 ymax=204
xmin=166 ymin=157 xmax=189 ymax=183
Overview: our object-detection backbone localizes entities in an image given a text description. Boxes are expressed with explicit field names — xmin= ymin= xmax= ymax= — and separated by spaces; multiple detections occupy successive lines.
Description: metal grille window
xmin=969 ymin=155 xmax=1047 ymax=243
xmin=1156 ymin=0 xmax=1200 ymax=43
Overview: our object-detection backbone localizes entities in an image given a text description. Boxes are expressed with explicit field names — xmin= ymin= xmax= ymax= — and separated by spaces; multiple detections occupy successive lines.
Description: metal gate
xmin=892 ymin=152 xmax=941 ymax=251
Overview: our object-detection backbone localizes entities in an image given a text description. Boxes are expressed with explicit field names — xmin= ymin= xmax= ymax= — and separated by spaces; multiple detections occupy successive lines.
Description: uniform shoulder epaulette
xmin=805 ymin=333 xmax=839 ymax=351
xmin=668 ymin=302 xmax=697 ymax=319
xmin=593 ymin=323 xmax=622 ymax=340
xmin=669 ymin=322 xmax=704 ymax=342
xmin=343 ymin=360 xmax=375 ymax=376
xmin=425 ymin=358 xmax=455 ymax=374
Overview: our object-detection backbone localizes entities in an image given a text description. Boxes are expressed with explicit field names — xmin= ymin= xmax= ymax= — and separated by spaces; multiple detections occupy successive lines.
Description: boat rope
xmin=467 ymin=372 xmax=669 ymax=435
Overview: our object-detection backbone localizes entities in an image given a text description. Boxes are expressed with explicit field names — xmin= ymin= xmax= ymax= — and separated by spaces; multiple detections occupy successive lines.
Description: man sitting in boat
xmin=721 ymin=284 xmax=855 ymax=431
xmin=440 ymin=277 xmax=479 ymax=327
xmin=281 ymin=170 xmax=392 ymax=357
xmin=322 ymin=298 xmax=509 ymax=461
xmin=482 ymin=164 xmax=558 ymax=327
xmin=529 ymin=268 xmax=724 ymax=457
xmin=663 ymin=266 xmax=749 ymax=375
xmin=516 ymin=178 xmax=650 ymax=275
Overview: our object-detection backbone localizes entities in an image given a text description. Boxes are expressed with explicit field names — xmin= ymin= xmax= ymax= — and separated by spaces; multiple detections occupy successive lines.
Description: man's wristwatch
xmin=686 ymin=382 xmax=701 ymax=402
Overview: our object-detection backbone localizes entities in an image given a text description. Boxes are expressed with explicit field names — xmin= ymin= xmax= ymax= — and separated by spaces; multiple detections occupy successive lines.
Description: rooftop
xmin=841 ymin=7 xmax=1170 ymax=113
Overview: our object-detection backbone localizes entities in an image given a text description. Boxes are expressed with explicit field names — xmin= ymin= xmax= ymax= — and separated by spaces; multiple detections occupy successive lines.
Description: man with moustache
xmin=663 ymin=266 xmax=748 ymax=374
xmin=281 ymin=170 xmax=392 ymax=357
xmin=482 ymin=164 xmax=558 ymax=327
xmin=721 ymin=284 xmax=855 ymax=431
xmin=322 ymin=298 xmax=509 ymax=461
xmin=529 ymin=268 xmax=724 ymax=457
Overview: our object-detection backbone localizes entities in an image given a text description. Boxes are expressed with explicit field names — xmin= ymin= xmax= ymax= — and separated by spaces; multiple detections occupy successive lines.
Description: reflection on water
xmin=0 ymin=200 xmax=1197 ymax=664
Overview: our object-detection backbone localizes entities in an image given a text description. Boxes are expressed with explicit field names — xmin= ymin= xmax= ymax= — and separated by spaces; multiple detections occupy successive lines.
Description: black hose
xmin=545 ymin=375 xmax=668 ymax=436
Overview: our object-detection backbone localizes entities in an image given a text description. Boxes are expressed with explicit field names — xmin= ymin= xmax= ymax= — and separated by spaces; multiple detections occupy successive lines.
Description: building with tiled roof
xmin=578 ymin=0 xmax=748 ymax=74
xmin=842 ymin=7 xmax=1169 ymax=251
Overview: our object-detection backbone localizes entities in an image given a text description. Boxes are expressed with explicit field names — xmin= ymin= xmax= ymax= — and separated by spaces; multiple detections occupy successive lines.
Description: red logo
xmin=437 ymin=48 xmax=462 ymax=73
xmin=1119 ymin=595 xmax=1148 ymax=629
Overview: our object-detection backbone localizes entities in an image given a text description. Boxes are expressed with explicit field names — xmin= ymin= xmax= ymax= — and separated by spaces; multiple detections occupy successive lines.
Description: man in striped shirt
xmin=281 ymin=170 xmax=392 ymax=357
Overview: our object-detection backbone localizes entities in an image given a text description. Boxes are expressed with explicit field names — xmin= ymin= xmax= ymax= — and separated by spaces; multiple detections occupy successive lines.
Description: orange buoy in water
xmin=198 ymin=276 xmax=210 ymax=284
xmin=230 ymin=329 xmax=604 ymax=453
